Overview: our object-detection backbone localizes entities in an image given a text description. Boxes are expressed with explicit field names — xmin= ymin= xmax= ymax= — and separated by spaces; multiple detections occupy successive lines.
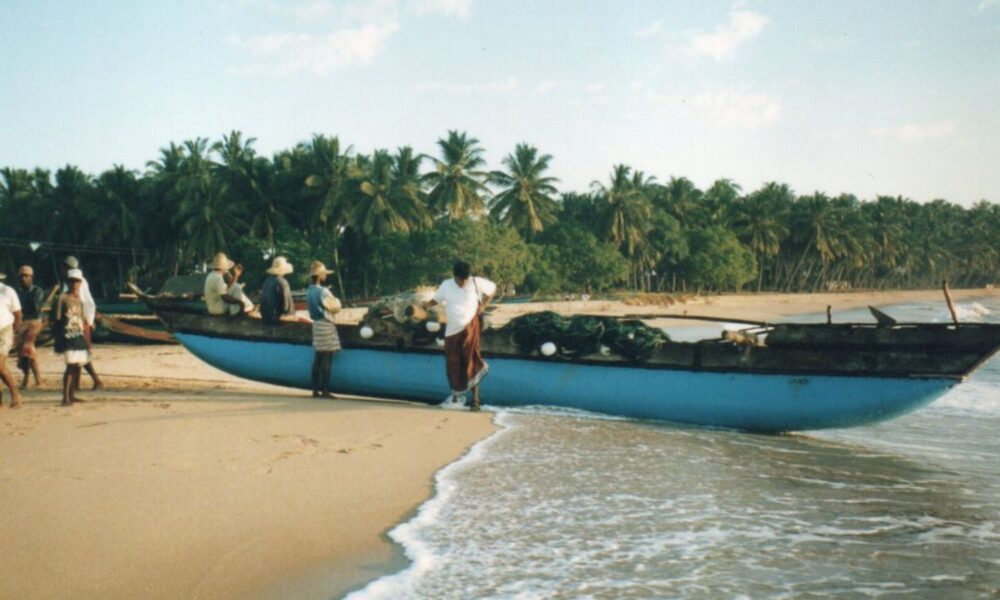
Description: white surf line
xmin=344 ymin=409 xmax=515 ymax=600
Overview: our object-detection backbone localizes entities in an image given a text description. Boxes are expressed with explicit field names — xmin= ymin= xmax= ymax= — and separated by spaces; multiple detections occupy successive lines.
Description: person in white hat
xmin=260 ymin=256 xmax=295 ymax=325
xmin=57 ymin=256 xmax=103 ymax=391
xmin=306 ymin=261 xmax=342 ymax=398
xmin=14 ymin=265 xmax=45 ymax=389
xmin=52 ymin=269 xmax=91 ymax=406
xmin=0 ymin=270 xmax=24 ymax=409
xmin=204 ymin=252 xmax=248 ymax=316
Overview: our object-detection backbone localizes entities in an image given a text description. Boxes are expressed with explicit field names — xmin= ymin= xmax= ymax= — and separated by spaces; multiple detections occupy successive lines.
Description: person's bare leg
xmin=85 ymin=362 xmax=104 ymax=390
xmin=19 ymin=359 xmax=29 ymax=389
xmin=0 ymin=364 xmax=21 ymax=408
xmin=470 ymin=385 xmax=480 ymax=412
xmin=311 ymin=353 xmax=322 ymax=397
xmin=61 ymin=368 xmax=74 ymax=406
xmin=30 ymin=358 xmax=42 ymax=386
xmin=321 ymin=353 xmax=333 ymax=398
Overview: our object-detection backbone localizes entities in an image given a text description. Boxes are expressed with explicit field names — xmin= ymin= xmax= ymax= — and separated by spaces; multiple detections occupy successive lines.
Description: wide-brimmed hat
xmin=19 ymin=265 xmax=34 ymax=276
xmin=309 ymin=260 xmax=333 ymax=277
xmin=0 ymin=272 xmax=5 ymax=280
xmin=267 ymin=256 xmax=294 ymax=276
xmin=210 ymin=252 xmax=235 ymax=271
xmin=63 ymin=256 xmax=80 ymax=268
xmin=67 ymin=269 xmax=84 ymax=281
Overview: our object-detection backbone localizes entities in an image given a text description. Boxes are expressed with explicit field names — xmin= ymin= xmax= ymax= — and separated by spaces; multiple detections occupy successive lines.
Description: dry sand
xmin=1 ymin=287 xmax=995 ymax=599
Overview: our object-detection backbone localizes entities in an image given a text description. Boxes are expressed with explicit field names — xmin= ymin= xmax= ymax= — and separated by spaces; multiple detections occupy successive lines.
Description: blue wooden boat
xmin=148 ymin=300 xmax=1000 ymax=433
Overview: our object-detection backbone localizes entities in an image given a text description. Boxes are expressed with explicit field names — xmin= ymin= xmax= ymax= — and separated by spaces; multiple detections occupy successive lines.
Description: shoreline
xmin=1 ymin=287 xmax=996 ymax=599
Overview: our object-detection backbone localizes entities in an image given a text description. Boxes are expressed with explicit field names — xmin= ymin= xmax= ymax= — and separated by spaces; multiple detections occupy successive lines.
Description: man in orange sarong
xmin=425 ymin=261 xmax=496 ymax=411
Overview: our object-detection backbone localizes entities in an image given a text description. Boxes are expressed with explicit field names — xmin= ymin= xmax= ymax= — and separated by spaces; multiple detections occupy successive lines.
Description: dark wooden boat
xmin=147 ymin=298 xmax=1000 ymax=432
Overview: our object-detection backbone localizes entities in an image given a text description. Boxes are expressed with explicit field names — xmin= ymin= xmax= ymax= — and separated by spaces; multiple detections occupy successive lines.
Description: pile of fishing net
xmin=502 ymin=311 xmax=670 ymax=362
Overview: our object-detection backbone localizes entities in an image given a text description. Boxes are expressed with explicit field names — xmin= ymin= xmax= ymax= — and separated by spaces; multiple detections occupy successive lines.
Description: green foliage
xmin=682 ymin=227 xmax=758 ymax=291
xmin=527 ymin=223 xmax=628 ymax=293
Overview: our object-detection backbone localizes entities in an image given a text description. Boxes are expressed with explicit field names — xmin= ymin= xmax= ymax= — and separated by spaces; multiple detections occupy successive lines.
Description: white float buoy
xmin=426 ymin=320 xmax=441 ymax=333
xmin=540 ymin=342 xmax=557 ymax=356
xmin=599 ymin=345 xmax=611 ymax=356
xmin=360 ymin=325 xmax=374 ymax=339
xmin=434 ymin=337 xmax=445 ymax=347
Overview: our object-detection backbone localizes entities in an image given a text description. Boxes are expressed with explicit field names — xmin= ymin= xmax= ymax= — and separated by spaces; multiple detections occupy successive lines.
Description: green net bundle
xmin=502 ymin=311 xmax=670 ymax=362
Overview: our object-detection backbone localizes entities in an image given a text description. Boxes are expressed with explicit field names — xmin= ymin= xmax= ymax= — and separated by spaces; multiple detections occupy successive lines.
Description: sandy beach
xmin=1 ymin=287 xmax=996 ymax=599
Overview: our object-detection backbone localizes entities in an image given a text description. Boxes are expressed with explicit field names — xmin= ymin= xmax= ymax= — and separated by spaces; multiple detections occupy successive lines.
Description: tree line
xmin=1 ymin=129 xmax=997 ymax=300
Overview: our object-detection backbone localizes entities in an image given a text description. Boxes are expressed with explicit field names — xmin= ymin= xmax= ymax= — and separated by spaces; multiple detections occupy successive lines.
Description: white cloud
xmin=291 ymin=0 xmax=337 ymax=21
xmin=535 ymin=80 xmax=572 ymax=94
xmin=418 ymin=77 xmax=519 ymax=94
xmin=634 ymin=19 xmax=664 ymax=38
xmin=583 ymin=81 xmax=606 ymax=94
xmin=647 ymin=89 xmax=782 ymax=129
xmin=870 ymin=119 xmax=959 ymax=142
xmin=978 ymin=0 xmax=1000 ymax=12
xmin=230 ymin=22 xmax=400 ymax=76
xmin=687 ymin=6 xmax=768 ymax=61
xmin=411 ymin=0 xmax=472 ymax=18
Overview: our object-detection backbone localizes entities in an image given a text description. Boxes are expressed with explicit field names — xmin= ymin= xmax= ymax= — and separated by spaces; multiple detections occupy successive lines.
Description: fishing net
xmin=502 ymin=311 xmax=670 ymax=362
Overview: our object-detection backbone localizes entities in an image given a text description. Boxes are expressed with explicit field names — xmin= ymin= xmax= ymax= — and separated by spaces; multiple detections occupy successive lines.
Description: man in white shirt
xmin=425 ymin=261 xmax=496 ymax=411
xmin=58 ymin=257 xmax=104 ymax=391
xmin=0 ymin=272 xmax=24 ymax=408
xmin=204 ymin=253 xmax=247 ymax=316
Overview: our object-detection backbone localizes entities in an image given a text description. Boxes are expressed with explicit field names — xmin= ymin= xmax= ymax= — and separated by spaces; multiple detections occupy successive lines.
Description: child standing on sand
xmin=52 ymin=269 xmax=91 ymax=406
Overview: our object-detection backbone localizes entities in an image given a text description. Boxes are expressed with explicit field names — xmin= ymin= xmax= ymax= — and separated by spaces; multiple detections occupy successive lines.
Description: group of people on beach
xmin=204 ymin=253 xmax=495 ymax=411
xmin=0 ymin=256 xmax=105 ymax=409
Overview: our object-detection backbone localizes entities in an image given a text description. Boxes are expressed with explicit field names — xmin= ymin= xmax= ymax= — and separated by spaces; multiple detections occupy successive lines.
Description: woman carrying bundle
xmin=307 ymin=261 xmax=342 ymax=398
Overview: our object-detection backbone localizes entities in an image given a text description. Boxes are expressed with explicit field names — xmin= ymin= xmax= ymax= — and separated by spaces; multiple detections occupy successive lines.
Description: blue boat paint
xmin=176 ymin=332 xmax=957 ymax=432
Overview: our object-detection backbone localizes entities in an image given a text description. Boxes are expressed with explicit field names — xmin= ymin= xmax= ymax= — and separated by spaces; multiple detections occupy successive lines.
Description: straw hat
xmin=67 ymin=269 xmax=84 ymax=281
xmin=0 ymin=272 xmax=5 ymax=281
xmin=210 ymin=252 xmax=235 ymax=271
xmin=309 ymin=261 xmax=333 ymax=277
xmin=19 ymin=265 xmax=34 ymax=276
xmin=267 ymin=256 xmax=294 ymax=276
xmin=63 ymin=256 xmax=80 ymax=268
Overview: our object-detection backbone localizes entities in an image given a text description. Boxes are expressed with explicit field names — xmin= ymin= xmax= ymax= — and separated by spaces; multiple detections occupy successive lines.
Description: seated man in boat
xmin=204 ymin=253 xmax=248 ymax=316
xmin=260 ymin=256 xmax=295 ymax=325
xmin=222 ymin=267 xmax=254 ymax=316
xmin=423 ymin=261 xmax=496 ymax=412
xmin=307 ymin=261 xmax=341 ymax=398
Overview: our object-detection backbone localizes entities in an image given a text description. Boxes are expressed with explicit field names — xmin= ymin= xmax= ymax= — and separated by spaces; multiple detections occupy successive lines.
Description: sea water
xmin=348 ymin=299 xmax=1000 ymax=599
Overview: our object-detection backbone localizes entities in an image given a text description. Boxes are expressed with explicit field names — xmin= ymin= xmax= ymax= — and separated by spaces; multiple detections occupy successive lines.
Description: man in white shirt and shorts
xmin=0 ymin=272 xmax=24 ymax=408
xmin=425 ymin=261 xmax=496 ymax=411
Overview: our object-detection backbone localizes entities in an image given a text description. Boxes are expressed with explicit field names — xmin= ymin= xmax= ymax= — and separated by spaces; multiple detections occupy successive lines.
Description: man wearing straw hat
xmin=260 ymin=256 xmax=295 ymax=325
xmin=204 ymin=252 xmax=248 ymax=316
xmin=0 ymin=270 xmax=24 ymax=409
xmin=307 ymin=261 xmax=342 ymax=398
xmin=14 ymin=265 xmax=45 ymax=389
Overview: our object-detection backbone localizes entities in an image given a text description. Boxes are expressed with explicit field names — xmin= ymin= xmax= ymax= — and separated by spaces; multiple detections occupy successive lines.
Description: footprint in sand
xmin=269 ymin=434 xmax=323 ymax=464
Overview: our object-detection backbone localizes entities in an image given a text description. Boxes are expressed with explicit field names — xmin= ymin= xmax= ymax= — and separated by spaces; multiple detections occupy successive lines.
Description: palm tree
xmin=173 ymin=138 xmax=246 ymax=262
xmin=304 ymin=134 xmax=352 ymax=229
xmin=91 ymin=165 xmax=142 ymax=286
xmin=487 ymin=143 xmax=560 ymax=240
xmin=212 ymin=130 xmax=279 ymax=251
xmin=731 ymin=185 xmax=789 ymax=291
xmin=661 ymin=176 xmax=703 ymax=227
xmin=348 ymin=148 xmax=430 ymax=236
xmin=423 ymin=130 xmax=489 ymax=220
xmin=592 ymin=165 xmax=653 ymax=288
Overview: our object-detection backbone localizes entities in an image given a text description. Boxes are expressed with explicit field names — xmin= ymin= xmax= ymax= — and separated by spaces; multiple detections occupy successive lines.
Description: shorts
xmin=0 ymin=326 xmax=12 ymax=357
xmin=65 ymin=350 xmax=90 ymax=365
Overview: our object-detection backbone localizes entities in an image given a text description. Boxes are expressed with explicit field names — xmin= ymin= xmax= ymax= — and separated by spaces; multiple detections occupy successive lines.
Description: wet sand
xmin=1 ymin=287 xmax=995 ymax=599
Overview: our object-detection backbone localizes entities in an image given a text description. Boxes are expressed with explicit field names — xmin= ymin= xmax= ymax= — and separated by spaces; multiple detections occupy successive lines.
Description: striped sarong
xmin=312 ymin=320 xmax=341 ymax=352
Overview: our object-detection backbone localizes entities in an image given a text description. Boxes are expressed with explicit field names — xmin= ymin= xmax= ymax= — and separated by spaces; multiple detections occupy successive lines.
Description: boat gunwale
xmin=159 ymin=314 xmax=992 ymax=382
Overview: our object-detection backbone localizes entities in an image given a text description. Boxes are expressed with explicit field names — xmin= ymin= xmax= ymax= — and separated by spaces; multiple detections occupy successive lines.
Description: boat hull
xmin=176 ymin=332 xmax=956 ymax=432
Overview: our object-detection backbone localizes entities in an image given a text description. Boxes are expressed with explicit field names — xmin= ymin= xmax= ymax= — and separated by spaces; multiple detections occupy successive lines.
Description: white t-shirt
xmin=204 ymin=271 xmax=228 ymax=315
xmin=0 ymin=282 xmax=22 ymax=329
xmin=433 ymin=276 xmax=497 ymax=337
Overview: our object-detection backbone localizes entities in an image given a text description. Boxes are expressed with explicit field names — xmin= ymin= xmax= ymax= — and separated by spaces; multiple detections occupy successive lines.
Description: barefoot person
xmin=53 ymin=270 xmax=92 ymax=406
xmin=57 ymin=256 xmax=103 ymax=390
xmin=0 ymin=271 xmax=24 ymax=409
xmin=14 ymin=265 xmax=45 ymax=389
xmin=424 ymin=261 xmax=496 ymax=411
xmin=307 ymin=261 xmax=342 ymax=398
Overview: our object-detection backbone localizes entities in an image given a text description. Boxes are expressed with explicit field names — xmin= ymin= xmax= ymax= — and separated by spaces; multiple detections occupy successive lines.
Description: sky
xmin=1 ymin=0 xmax=999 ymax=205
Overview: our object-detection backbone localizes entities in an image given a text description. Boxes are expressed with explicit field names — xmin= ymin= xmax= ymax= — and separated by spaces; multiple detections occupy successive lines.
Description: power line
xmin=0 ymin=237 xmax=152 ymax=256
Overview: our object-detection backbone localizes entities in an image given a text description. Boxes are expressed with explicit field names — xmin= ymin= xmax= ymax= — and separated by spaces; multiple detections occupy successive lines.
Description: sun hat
xmin=19 ymin=265 xmax=34 ymax=276
xmin=210 ymin=252 xmax=236 ymax=271
xmin=0 ymin=273 xmax=5 ymax=280
xmin=67 ymin=269 xmax=84 ymax=281
xmin=63 ymin=256 xmax=80 ymax=268
xmin=267 ymin=256 xmax=294 ymax=276
xmin=309 ymin=261 xmax=333 ymax=277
